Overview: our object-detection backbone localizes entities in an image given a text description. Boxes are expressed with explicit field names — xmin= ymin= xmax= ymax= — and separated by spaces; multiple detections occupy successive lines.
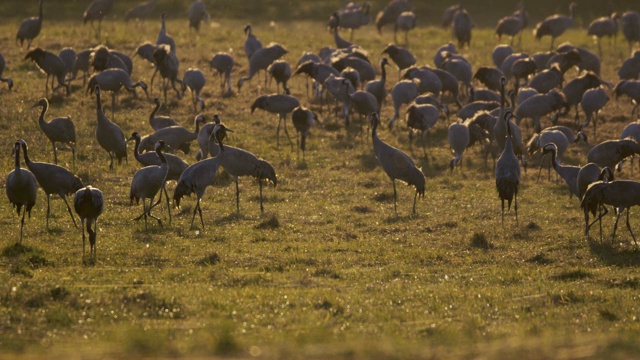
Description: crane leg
xmin=71 ymin=144 xmax=76 ymax=170
xmin=81 ymin=218 xmax=86 ymax=264
xmin=197 ymin=201 xmax=205 ymax=229
xmin=19 ymin=207 xmax=26 ymax=244
xmin=46 ymin=194 xmax=51 ymax=231
xmin=611 ymin=208 xmax=623 ymax=242
xmin=61 ymin=195 xmax=78 ymax=228
xmin=276 ymin=116 xmax=281 ymax=148
xmin=259 ymin=181 xmax=264 ymax=214
xmin=283 ymin=118 xmax=293 ymax=148
xmin=190 ymin=200 xmax=199 ymax=228
xmin=147 ymin=195 xmax=163 ymax=227
xmin=392 ymin=179 xmax=398 ymax=216
xmin=515 ymin=192 xmax=518 ymax=225
xmin=626 ymin=209 xmax=637 ymax=246
xmin=51 ymin=141 xmax=58 ymax=164
xmin=91 ymin=219 xmax=98 ymax=261
xmin=150 ymin=68 xmax=158 ymax=95
xmin=412 ymin=192 xmax=418 ymax=215
xmin=108 ymin=152 xmax=114 ymax=170
xmin=163 ymin=187 xmax=172 ymax=224
xmin=235 ymin=178 xmax=240 ymax=214
xmin=501 ymin=199 xmax=505 ymax=226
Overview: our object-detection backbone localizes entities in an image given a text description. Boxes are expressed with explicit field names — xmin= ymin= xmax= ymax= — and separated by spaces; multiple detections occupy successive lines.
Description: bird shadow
xmin=214 ymin=212 xmax=246 ymax=226
xmin=588 ymin=239 xmax=640 ymax=267
xmin=359 ymin=152 xmax=378 ymax=171
xmin=1 ymin=243 xmax=38 ymax=258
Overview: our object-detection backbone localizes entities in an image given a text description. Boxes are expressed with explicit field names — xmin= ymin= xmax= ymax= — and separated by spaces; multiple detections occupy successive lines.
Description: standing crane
xmin=16 ymin=0 xmax=43 ymax=49
xmin=73 ymin=186 xmax=104 ymax=264
xmin=243 ymin=24 xmax=263 ymax=61
xmin=130 ymin=141 xmax=169 ymax=230
xmin=83 ymin=0 xmax=115 ymax=41
xmin=181 ymin=68 xmax=206 ymax=112
xmin=32 ymin=98 xmax=76 ymax=166
xmin=187 ymin=0 xmax=210 ymax=31
xmin=534 ymin=2 xmax=577 ymax=50
xmin=6 ymin=141 xmax=37 ymax=244
xmin=371 ymin=112 xmax=425 ymax=215
xmin=0 ymin=52 xmax=13 ymax=90
xmin=291 ymin=106 xmax=318 ymax=161
xmin=250 ymin=94 xmax=300 ymax=148
xmin=18 ymin=139 xmax=83 ymax=231
xmin=174 ymin=124 xmax=233 ymax=229
xmin=24 ymin=47 xmax=69 ymax=96
xmin=94 ymin=86 xmax=127 ymax=170
xmin=495 ymin=111 xmax=521 ymax=224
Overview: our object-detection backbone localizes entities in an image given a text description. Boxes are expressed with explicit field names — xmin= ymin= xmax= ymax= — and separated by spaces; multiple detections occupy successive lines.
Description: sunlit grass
xmin=0 ymin=8 xmax=639 ymax=359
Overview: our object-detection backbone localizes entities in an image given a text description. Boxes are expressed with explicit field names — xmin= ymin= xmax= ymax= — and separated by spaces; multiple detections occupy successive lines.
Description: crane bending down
xmin=371 ymin=112 xmax=425 ymax=215
xmin=73 ymin=185 xmax=104 ymax=264
xmin=174 ymin=124 xmax=233 ymax=229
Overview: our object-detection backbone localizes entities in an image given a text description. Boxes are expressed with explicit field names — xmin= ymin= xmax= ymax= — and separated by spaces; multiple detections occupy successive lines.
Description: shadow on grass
xmin=214 ymin=212 xmax=245 ymax=226
xmin=2 ymin=243 xmax=38 ymax=257
xmin=589 ymin=239 xmax=640 ymax=267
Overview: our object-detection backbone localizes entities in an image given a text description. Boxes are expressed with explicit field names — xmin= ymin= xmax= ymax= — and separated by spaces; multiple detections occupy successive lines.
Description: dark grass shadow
xmin=214 ymin=212 xmax=246 ymax=226
xmin=589 ymin=239 xmax=640 ymax=267
xmin=2 ymin=242 xmax=39 ymax=257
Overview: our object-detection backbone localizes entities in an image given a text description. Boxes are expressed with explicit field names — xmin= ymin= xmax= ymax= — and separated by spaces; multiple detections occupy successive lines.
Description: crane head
xmin=32 ymin=98 xmax=48 ymax=109
xmin=127 ymin=132 xmax=141 ymax=142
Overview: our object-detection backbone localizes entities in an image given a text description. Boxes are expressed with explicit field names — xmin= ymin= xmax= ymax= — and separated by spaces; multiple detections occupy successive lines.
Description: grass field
xmin=1 ymin=6 xmax=640 ymax=359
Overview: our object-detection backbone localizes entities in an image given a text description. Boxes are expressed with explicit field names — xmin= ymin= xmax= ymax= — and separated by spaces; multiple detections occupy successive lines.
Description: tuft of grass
xmin=470 ymin=232 xmax=492 ymax=250
xmin=552 ymin=269 xmax=592 ymax=282
xmin=2 ymin=243 xmax=36 ymax=257
xmin=527 ymin=252 xmax=553 ymax=265
xmin=196 ymin=253 xmax=221 ymax=266
xmin=255 ymin=214 xmax=280 ymax=229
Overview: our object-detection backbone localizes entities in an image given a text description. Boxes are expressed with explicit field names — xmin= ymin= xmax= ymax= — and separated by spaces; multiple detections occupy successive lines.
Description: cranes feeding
xmin=130 ymin=140 xmax=169 ymax=230
xmin=250 ymin=94 xmax=300 ymax=148
xmin=73 ymin=186 xmax=104 ymax=264
xmin=534 ymin=2 xmax=577 ymax=50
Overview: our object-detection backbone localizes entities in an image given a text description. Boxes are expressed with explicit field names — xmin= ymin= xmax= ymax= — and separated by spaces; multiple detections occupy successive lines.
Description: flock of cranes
xmin=3 ymin=0 xmax=640 ymax=265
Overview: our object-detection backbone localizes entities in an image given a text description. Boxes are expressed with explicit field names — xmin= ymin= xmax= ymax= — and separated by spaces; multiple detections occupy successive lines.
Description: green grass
xmin=0 ymin=11 xmax=640 ymax=359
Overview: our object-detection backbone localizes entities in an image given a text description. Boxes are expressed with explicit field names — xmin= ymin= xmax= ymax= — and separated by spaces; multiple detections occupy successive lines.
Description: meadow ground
xmin=1 ymin=10 xmax=640 ymax=360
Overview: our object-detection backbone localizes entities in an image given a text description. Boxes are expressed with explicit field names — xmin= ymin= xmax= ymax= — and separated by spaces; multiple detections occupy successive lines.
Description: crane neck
xmin=150 ymin=100 xmax=160 ymax=121
xmin=547 ymin=148 xmax=558 ymax=170
xmin=38 ymin=103 xmax=48 ymax=126
xmin=156 ymin=145 xmax=167 ymax=164
xmin=20 ymin=142 xmax=32 ymax=166
xmin=371 ymin=117 xmax=379 ymax=139
xmin=39 ymin=0 xmax=43 ymax=20
xmin=132 ymin=135 xmax=142 ymax=161
xmin=500 ymin=82 xmax=505 ymax=109
xmin=14 ymin=145 xmax=20 ymax=171
xmin=380 ymin=61 xmax=387 ymax=83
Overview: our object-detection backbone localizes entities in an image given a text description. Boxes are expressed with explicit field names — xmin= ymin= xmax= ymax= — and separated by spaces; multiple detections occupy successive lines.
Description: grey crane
xmin=244 ymin=24 xmax=263 ymax=61
xmin=452 ymin=8 xmax=473 ymax=49
xmin=531 ymin=51 xmax=555 ymax=71
xmin=500 ymin=52 xmax=529 ymax=79
xmin=19 ymin=139 xmax=83 ymax=230
xmin=206 ymin=121 xmax=278 ymax=214
xmin=406 ymin=103 xmax=445 ymax=155
xmin=0 ymin=53 xmax=14 ymax=90
xmin=238 ymin=43 xmax=288 ymax=92
xmin=581 ymin=180 xmax=640 ymax=245
xmin=496 ymin=8 xmax=526 ymax=46
xmin=388 ymin=79 xmax=419 ymax=128
xmin=587 ymin=139 xmax=640 ymax=171
xmin=476 ymin=88 xmax=503 ymax=107
xmin=621 ymin=11 xmax=640 ymax=52
xmin=492 ymin=44 xmax=513 ymax=68
xmin=33 ymin=98 xmax=76 ymax=166
xmin=267 ymin=60 xmax=292 ymax=95
xmin=291 ymin=106 xmax=318 ymax=161
xmin=129 ymin=132 xmax=188 ymax=182
xmin=188 ymin=0 xmax=210 ymax=31
xmin=534 ymin=2 xmax=577 ymax=50
xmin=330 ymin=20 xmax=354 ymax=49
xmin=173 ymin=124 xmax=232 ymax=229
xmin=618 ymin=51 xmax=640 ymax=80
xmin=588 ymin=12 xmax=620 ymax=55
xmin=561 ymin=71 xmax=602 ymax=122
xmin=433 ymin=42 xmax=457 ymax=69
xmin=473 ymin=66 xmax=504 ymax=92
xmin=296 ymin=51 xmax=322 ymax=98
xmin=340 ymin=66 xmax=361 ymax=90
xmin=528 ymin=129 xmax=571 ymax=180
xmin=579 ymin=86 xmax=608 ymax=138
xmin=138 ymin=115 xmax=206 ymax=154
xmin=370 ymin=112 xmax=425 ymax=215
xmin=210 ymin=52 xmax=234 ymax=95
xmin=331 ymin=54 xmax=376 ymax=84
xmin=442 ymin=4 xmax=462 ymax=28
xmin=541 ymin=143 xmax=580 ymax=198
xmin=67 ymin=49 xmax=91 ymax=87
xmin=578 ymin=163 xmax=608 ymax=201
xmin=83 ymin=0 xmax=115 ymax=41
xmin=556 ymin=43 xmax=601 ymax=76
xmin=365 ymin=58 xmax=388 ymax=107
xmin=181 ymin=68 xmax=206 ymax=112
xmin=448 ymin=121 xmax=470 ymax=171
xmin=529 ymin=64 xmax=563 ymax=94
xmin=94 ymin=86 xmax=127 ymax=170
xmin=327 ymin=2 xmax=371 ymax=41
xmin=515 ymin=89 xmax=566 ymax=133
xmin=381 ymin=44 xmax=416 ymax=79
xmin=402 ymin=66 xmax=442 ymax=97
xmin=157 ymin=13 xmax=177 ymax=56
xmin=620 ymin=121 xmax=640 ymax=173
xmin=90 ymin=45 xmax=132 ymax=74
xmin=324 ymin=75 xmax=353 ymax=124
xmin=195 ymin=114 xmax=222 ymax=160
xmin=73 ymin=186 xmax=103 ymax=264
xmin=431 ymin=68 xmax=462 ymax=108
xmin=134 ymin=42 xmax=160 ymax=92
xmin=375 ymin=0 xmax=412 ymax=35
xmin=58 ymin=48 xmax=76 ymax=83
xmin=495 ymin=111 xmax=521 ymax=224
xmin=130 ymin=140 xmax=169 ymax=229
xmin=442 ymin=57 xmax=472 ymax=100
xmin=543 ymin=49 xmax=581 ymax=74
xmin=457 ymin=101 xmax=500 ymax=121
xmin=395 ymin=11 xmax=416 ymax=45
xmin=613 ymin=80 xmax=640 ymax=117
xmin=153 ymin=44 xmax=182 ymax=104
xmin=294 ymin=60 xmax=340 ymax=103
xmin=148 ymin=97 xmax=178 ymax=131
xmin=24 ymin=47 xmax=69 ymax=96
xmin=510 ymin=58 xmax=537 ymax=92
xmin=516 ymin=86 xmax=538 ymax=106
xmin=6 ymin=141 xmax=38 ymax=244
xmin=347 ymin=85 xmax=379 ymax=127
xmin=250 ymin=94 xmax=300 ymax=148
xmin=17 ymin=0 xmax=43 ymax=49
xmin=124 ymin=0 xmax=157 ymax=22
xmin=580 ymin=167 xmax=615 ymax=239
xmin=87 ymin=68 xmax=148 ymax=118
